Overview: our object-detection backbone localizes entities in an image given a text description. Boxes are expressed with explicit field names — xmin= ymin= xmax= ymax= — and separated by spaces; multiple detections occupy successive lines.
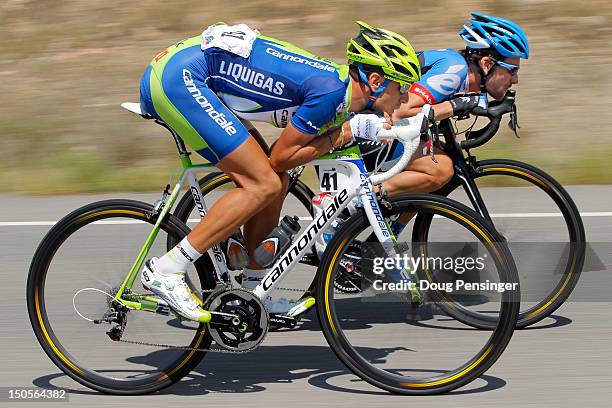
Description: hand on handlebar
xmin=449 ymin=93 xmax=481 ymax=117
xmin=377 ymin=112 xmax=395 ymax=144
xmin=470 ymin=90 xmax=516 ymax=118
xmin=348 ymin=112 xmax=393 ymax=142
xmin=377 ymin=105 xmax=438 ymax=162
xmin=460 ymin=90 xmax=518 ymax=150
xmin=369 ymin=105 xmax=436 ymax=185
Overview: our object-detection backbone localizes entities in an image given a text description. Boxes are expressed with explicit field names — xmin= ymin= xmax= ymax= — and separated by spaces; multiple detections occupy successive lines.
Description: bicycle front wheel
xmin=27 ymin=200 xmax=215 ymax=395
xmin=317 ymin=194 xmax=519 ymax=394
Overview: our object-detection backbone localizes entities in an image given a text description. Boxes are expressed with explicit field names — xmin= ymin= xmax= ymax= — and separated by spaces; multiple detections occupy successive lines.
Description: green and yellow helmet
xmin=347 ymin=21 xmax=421 ymax=85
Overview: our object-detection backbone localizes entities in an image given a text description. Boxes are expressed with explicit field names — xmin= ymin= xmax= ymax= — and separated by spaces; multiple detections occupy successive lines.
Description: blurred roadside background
xmin=1 ymin=0 xmax=611 ymax=194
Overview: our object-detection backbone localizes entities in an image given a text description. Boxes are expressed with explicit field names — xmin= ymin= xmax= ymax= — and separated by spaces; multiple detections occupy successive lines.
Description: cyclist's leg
xmin=378 ymin=142 xmax=453 ymax=226
xmin=380 ymin=142 xmax=453 ymax=195
xmin=146 ymin=54 xmax=283 ymax=255
xmin=242 ymin=171 xmax=289 ymax=268
xmin=188 ymin=138 xmax=283 ymax=252
xmin=236 ymin=120 xmax=290 ymax=265
xmin=240 ymin=118 xmax=271 ymax=155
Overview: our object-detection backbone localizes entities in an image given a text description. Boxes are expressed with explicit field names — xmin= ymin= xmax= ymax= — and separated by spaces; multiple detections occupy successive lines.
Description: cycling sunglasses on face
xmin=399 ymin=83 xmax=410 ymax=94
xmin=491 ymin=58 xmax=520 ymax=75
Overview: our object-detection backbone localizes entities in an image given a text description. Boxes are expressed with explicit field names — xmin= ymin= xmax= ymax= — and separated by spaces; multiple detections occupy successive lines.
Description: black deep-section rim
xmin=413 ymin=159 xmax=585 ymax=329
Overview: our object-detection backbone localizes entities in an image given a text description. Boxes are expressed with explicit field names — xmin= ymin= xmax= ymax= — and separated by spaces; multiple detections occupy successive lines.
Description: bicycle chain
xmin=113 ymin=281 xmax=317 ymax=353
xmin=115 ymin=286 xmax=277 ymax=354
xmin=276 ymin=286 xmax=309 ymax=293
xmin=115 ymin=336 xmax=252 ymax=354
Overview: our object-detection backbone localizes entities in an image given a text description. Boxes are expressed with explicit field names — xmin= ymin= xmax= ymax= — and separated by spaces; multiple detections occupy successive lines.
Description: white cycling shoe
xmin=140 ymin=258 xmax=209 ymax=322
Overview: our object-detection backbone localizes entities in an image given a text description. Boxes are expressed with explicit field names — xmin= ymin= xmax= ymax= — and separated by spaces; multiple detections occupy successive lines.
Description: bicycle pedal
xmin=395 ymin=241 xmax=411 ymax=254
xmin=106 ymin=326 xmax=124 ymax=341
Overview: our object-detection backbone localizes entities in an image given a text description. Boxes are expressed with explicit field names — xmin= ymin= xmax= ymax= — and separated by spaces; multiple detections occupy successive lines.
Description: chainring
xmin=205 ymin=288 xmax=269 ymax=352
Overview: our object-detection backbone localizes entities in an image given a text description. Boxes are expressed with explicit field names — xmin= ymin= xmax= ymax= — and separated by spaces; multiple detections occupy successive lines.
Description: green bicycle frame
xmin=112 ymin=151 xmax=219 ymax=322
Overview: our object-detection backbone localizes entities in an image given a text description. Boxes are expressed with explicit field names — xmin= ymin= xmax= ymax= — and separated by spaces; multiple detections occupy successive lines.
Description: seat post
xmin=154 ymin=119 xmax=193 ymax=167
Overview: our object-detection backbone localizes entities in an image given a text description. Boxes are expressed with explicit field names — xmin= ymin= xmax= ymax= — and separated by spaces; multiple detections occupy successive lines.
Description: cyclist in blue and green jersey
xmin=137 ymin=21 xmax=421 ymax=320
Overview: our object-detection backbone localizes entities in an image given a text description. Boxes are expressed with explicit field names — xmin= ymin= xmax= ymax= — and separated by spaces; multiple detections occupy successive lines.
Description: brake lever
xmin=417 ymin=107 xmax=437 ymax=162
xmin=508 ymin=104 xmax=520 ymax=138
xmin=422 ymin=124 xmax=438 ymax=163
xmin=422 ymin=138 xmax=437 ymax=162
xmin=428 ymin=137 xmax=438 ymax=163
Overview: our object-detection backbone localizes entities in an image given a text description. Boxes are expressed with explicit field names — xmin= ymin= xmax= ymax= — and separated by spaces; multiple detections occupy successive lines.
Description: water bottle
xmin=223 ymin=230 xmax=248 ymax=271
xmin=312 ymin=193 xmax=345 ymax=258
xmin=253 ymin=215 xmax=301 ymax=267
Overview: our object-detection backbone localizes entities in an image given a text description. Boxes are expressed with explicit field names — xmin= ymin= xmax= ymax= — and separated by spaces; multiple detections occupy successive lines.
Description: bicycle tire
xmin=413 ymin=159 xmax=586 ymax=329
xmin=317 ymin=194 xmax=520 ymax=394
xmin=27 ymin=199 xmax=215 ymax=395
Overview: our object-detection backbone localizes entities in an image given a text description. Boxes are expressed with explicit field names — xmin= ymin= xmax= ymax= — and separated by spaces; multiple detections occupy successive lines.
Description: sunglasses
xmin=491 ymin=58 xmax=520 ymax=75
xmin=399 ymin=83 xmax=410 ymax=94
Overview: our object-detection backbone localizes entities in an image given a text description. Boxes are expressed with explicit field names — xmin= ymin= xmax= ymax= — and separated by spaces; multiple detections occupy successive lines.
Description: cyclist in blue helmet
xmin=396 ymin=12 xmax=529 ymax=122
xmin=354 ymin=13 xmax=529 ymax=237
xmin=454 ymin=12 xmax=529 ymax=100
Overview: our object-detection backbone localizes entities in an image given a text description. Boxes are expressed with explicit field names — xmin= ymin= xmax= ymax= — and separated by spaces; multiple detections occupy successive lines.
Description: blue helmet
xmin=459 ymin=12 xmax=529 ymax=59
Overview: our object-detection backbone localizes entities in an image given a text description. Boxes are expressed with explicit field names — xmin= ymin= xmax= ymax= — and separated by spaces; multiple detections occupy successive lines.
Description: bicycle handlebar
xmin=369 ymin=104 xmax=433 ymax=185
xmin=460 ymin=90 xmax=516 ymax=150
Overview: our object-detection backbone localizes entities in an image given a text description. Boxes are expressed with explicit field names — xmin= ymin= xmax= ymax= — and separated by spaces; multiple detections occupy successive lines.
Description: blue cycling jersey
xmin=408 ymin=49 xmax=469 ymax=104
xmin=204 ymin=36 xmax=351 ymax=135
xmin=140 ymin=28 xmax=351 ymax=163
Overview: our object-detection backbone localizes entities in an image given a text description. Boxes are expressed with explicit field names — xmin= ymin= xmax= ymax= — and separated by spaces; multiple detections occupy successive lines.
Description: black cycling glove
xmin=449 ymin=94 xmax=480 ymax=116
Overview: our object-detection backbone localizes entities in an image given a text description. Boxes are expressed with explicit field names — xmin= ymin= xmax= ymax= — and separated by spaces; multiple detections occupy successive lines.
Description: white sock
xmin=241 ymin=267 xmax=268 ymax=289
xmin=156 ymin=237 xmax=202 ymax=276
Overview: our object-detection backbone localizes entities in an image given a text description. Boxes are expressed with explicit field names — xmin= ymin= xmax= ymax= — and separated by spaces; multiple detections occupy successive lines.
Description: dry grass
xmin=1 ymin=0 xmax=611 ymax=193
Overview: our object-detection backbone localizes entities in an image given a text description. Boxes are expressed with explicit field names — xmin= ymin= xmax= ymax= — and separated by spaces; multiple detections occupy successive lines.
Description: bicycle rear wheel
xmin=27 ymin=200 xmax=215 ymax=395
xmin=413 ymin=159 xmax=585 ymax=329
xmin=317 ymin=194 xmax=519 ymax=394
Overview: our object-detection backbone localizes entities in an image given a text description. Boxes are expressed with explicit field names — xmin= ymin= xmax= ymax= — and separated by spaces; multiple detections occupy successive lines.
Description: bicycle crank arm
xmin=208 ymin=311 xmax=243 ymax=328
xmin=269 ymin=314 xmax=298 ymax=329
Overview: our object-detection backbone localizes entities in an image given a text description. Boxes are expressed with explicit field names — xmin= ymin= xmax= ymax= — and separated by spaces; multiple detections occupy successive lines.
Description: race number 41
xmin=318 ymin=165 xmax=349 ymax=193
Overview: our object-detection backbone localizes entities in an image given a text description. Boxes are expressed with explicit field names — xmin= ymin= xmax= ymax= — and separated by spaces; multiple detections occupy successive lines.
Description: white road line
xmin=484 ymin=212 xmax=612 ymax=218
xmin=1 ymin=211 xmax=611 ymax=227
xmin=0 ymin=220 xmax=147 ymax=226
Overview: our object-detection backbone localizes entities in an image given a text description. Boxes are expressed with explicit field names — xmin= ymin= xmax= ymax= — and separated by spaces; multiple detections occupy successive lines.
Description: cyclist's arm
xmin=269 ymin=122 xmax=348 ymax=172
xmin=270 ymin=76 xmax=352 ymax=171
xmin=392 ymin=92 xmax=453 ymax=121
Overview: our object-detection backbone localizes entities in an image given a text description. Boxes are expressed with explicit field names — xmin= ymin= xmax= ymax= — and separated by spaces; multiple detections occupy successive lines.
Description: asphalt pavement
xmin=1 ymin=185 xmax=611 ymax=407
